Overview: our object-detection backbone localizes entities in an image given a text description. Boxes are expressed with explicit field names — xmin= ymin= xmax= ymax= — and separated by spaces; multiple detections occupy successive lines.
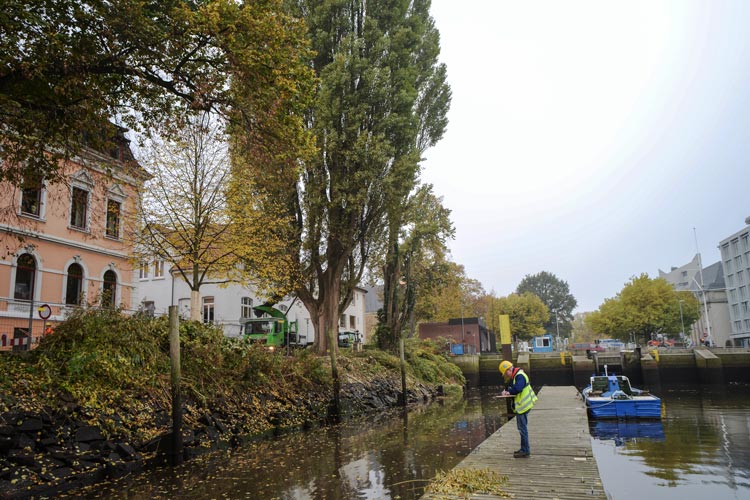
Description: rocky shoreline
xmin=0 ymin=376 xmax=448 ymax=499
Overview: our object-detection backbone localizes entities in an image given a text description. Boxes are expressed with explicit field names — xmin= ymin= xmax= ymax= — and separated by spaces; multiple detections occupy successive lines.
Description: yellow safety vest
xmin=513 ymin=370 xmax=537 ymax=414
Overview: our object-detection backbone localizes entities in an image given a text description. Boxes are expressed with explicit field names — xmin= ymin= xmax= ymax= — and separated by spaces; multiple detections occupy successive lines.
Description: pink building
xmin=0 ymin=130 xmax=148 ymax=350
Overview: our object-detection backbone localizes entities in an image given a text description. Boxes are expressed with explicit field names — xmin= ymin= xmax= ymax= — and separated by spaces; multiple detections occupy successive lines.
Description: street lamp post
xmin=460 ymin=299 xmax=465 ymax=346
xmin=693 ymin=228 xmax=713 ymax=346
xmin=692 ymin=277 xmax=712 ymax=346
xmin=554 ymin=310 xmax=560 ymax=351
xmin=678 ymin=299 xmax=685 ymax=339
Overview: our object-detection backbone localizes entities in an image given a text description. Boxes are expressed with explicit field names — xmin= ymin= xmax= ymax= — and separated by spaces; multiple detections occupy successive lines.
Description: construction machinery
xmin=242 ymin=304 xmax=307 ymax=351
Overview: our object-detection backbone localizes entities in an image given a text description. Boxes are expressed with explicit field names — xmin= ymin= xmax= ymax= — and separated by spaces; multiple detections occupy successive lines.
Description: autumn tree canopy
xmin=585 ymin=274 xmax=701 ymax=345
xmin=491 ymin=293 xmax=549 ymax=341
xmin=516 ymin=271 xmax=578 ymax=337
xmin=1 ymin=0 xmax=312 ymax=190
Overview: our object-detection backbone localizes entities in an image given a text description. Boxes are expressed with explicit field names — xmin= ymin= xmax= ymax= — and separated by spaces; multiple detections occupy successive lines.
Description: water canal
xmin=70 ymin=386 xmax=750 ymax=500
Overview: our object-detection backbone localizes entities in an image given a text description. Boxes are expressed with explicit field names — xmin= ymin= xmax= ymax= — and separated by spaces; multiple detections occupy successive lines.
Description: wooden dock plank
xmin=422 ymin=386 xmax=607 ymax=499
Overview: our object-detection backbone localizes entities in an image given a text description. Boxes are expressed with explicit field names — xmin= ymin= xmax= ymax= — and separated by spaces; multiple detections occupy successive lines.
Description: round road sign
xmin=38 ymin=304 xmax=52 ymax=320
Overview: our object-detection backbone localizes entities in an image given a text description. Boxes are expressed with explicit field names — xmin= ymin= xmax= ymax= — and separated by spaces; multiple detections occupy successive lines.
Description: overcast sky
xmin=422 ymin=0 xmax=750 ymax=312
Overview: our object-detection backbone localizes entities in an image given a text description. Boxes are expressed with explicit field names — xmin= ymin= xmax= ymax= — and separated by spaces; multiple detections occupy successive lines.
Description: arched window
xmin=65 ymin=263 xmax=84 ymax=305
xmin=14 ymin=254 xmax=36 ymax=300
xmin=102 ymin=270 xmax=117 ymax=307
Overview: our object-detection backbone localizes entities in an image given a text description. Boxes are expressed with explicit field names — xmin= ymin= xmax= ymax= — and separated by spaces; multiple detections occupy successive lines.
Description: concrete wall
xmin=449 ymin=348 xmax=750 ymax=389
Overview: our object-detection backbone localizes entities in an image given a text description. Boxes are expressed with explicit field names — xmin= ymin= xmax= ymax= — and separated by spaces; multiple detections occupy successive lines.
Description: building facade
xmin=418 ymin=317 xmax=495 ymax=354
xmin=133 ymin=270 xmax=368 ymax=345
xmin=719 ymin=220 xmax=750 ymax=347
xmin=659 ymin=254 xmax=731 ymax=347
xmin=0 ymin=131 xmax=147 ymax=350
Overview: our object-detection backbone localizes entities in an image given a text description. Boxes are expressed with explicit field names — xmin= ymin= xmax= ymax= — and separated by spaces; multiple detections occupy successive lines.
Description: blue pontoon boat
xmin=582 ymin=371 xmax=661 ymax=419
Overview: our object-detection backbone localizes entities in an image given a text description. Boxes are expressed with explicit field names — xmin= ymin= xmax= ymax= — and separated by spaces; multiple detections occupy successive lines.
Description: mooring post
xmin=499 ymin=315 xmax=514 ymax=415
xmin=169 ymin=305 xmax=183 ymax=465
xmin=400 ymin=337 xmax=407 ymax=406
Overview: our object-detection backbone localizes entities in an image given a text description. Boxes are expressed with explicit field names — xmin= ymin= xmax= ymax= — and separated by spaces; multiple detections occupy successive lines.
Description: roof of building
xmin=363 ymin=284 xmax=383 ymax=313
xmin=700 ymin=261 xmax=726 ymax=290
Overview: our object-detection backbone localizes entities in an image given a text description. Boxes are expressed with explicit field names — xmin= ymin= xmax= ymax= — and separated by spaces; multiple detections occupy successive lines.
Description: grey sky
xmin=422 ymin=0 xmax=750 ymax=312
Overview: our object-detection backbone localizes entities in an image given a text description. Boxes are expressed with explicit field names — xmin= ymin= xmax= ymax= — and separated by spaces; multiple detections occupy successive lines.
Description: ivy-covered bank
xmin=0 ymin=309 xmax=463 ymax=499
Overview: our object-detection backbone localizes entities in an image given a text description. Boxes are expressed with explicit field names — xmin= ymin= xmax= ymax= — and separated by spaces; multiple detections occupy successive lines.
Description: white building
xmin=133 ymin=262 xmax=367 ymax=344
xmin=718 ymin=219 xmax=750 ymax=347
xmin=658 ymin=254 xmax=731 ymax=347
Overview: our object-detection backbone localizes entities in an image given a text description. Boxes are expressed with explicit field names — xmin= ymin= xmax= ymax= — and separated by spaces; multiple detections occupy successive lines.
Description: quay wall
xmin=451 ymin=347 xmax=750 ymax=388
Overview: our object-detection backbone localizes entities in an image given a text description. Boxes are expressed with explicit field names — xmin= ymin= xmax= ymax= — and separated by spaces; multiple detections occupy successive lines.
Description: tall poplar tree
xmin=376 ymin=184 xmax=454 ymax=351
xmin=279 ymin=0 xmax=451 ymax=355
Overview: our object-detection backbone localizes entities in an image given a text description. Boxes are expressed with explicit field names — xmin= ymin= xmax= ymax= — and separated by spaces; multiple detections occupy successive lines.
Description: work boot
xmin=513 ymin=450 xmax=530 ymax=458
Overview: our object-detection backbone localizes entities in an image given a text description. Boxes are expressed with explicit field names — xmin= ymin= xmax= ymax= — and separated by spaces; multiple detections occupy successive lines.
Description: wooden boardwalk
xmin=423 ymin=386 xmax=607 ymax=499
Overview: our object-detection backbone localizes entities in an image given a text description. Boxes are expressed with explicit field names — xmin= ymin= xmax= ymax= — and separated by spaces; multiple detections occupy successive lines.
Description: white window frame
xmin=101 ymin=268 xmax=118 ymax=307
xmin=240 ymin=297 xmax=253 ymax=319
xmin=202 ymin=296 xmax=215 ymax=324
xmin=19 ymin=177 xmax=46 ymax=220
xmin=105 ymin=184 xmax=127 ymax=240
xmin=139 ymin=261 xmax=149 ymax=280
xmin=69 ymin=170 xmax=94 ymax=232
xmin=105 ymin=198 xmax=122 ymax=239
xmin=153 ymin=260 xmax=164 ymax=279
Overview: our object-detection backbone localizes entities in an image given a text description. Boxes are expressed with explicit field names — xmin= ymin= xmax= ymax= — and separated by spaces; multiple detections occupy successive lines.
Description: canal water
xmin=71 ymin=386 xmax=750 ymax=500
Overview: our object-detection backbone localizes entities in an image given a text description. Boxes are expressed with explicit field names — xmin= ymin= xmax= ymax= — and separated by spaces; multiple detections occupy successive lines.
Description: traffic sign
xmin=37 ymin=304 xmax=52 ymax=320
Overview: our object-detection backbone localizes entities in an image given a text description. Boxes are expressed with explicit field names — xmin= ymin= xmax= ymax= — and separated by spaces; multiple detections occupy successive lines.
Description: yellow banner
xmin=499 ymin=314 xmax=511 ymax=344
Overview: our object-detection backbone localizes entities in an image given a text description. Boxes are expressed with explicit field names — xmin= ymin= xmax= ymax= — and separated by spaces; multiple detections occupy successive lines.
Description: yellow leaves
xmin=424 ymin=467 xmax=511 ymax=498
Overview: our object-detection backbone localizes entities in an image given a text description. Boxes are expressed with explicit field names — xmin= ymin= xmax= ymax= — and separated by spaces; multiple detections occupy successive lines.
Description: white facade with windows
xmin=133 ymin=267 xmax=367 ymax=344
xmin=658 ymin=254 xmax=731 ymax=346
xmin=719 ymin=220 xmax=750 ymax=347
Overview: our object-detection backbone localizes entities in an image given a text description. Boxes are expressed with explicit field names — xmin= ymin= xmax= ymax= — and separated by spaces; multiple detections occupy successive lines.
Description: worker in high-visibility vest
xmin=500 ymin=360 xmax=538 ymax=458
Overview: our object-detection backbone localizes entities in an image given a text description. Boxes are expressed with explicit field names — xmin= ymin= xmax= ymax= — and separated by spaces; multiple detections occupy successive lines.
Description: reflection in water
xmin=589 ymin=420 xmax=665 ymax=446
xmin=73 ymin=389 xmax=509 ymax=499
xmin=592 ymin=386 xmax=750 ymax=500
xmin=71 ymin=386 xmax=750 ymax=500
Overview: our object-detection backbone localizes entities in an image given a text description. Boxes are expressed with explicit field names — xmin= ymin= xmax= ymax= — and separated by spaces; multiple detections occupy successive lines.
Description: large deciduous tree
xmin=273 ymin=0 xmax=451 ymax=356
xmin=375 ymin=184 xmax=454 ymax=351
xmin=516 ymin=271 xmax=577 ymax=337
xmin=571 ymin=312 xmax=597 ymax=342
xmin=1 ymin=0 xmax=312 ymax=190
xmin=492 ymin=293 xmax=549 ymax=341
xmin=418 ymin=262 xmax=484 ymax=323
xmin=139 ymin=112 xmax=293 ymax=321
xmin=585 ymin=274 xmax=701 ymax=345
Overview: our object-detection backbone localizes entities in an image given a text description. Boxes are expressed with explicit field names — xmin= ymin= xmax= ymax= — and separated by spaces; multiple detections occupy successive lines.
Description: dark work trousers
xmin=516 ymin=410 xmax=530 ymax=453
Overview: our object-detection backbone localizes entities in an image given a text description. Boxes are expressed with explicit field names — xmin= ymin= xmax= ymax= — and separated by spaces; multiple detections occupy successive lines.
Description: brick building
xmin=418 ymin=317 xmax=496 ymax=354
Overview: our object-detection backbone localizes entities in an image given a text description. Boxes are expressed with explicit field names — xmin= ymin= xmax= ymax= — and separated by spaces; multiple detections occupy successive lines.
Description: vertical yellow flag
xmin=499 ymin=314 xmax=511 ymax=344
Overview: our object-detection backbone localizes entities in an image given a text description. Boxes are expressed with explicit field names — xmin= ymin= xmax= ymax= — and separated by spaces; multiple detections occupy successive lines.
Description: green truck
xmin=337 ymin=329 xmax=362 ymax=348
xmin=242 ymin=304 xmax=305 ymax=351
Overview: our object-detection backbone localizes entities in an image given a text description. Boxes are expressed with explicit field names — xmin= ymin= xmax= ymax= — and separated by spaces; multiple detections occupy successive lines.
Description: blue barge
xmin=582 ymin=372 xmax=662 ymax=419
